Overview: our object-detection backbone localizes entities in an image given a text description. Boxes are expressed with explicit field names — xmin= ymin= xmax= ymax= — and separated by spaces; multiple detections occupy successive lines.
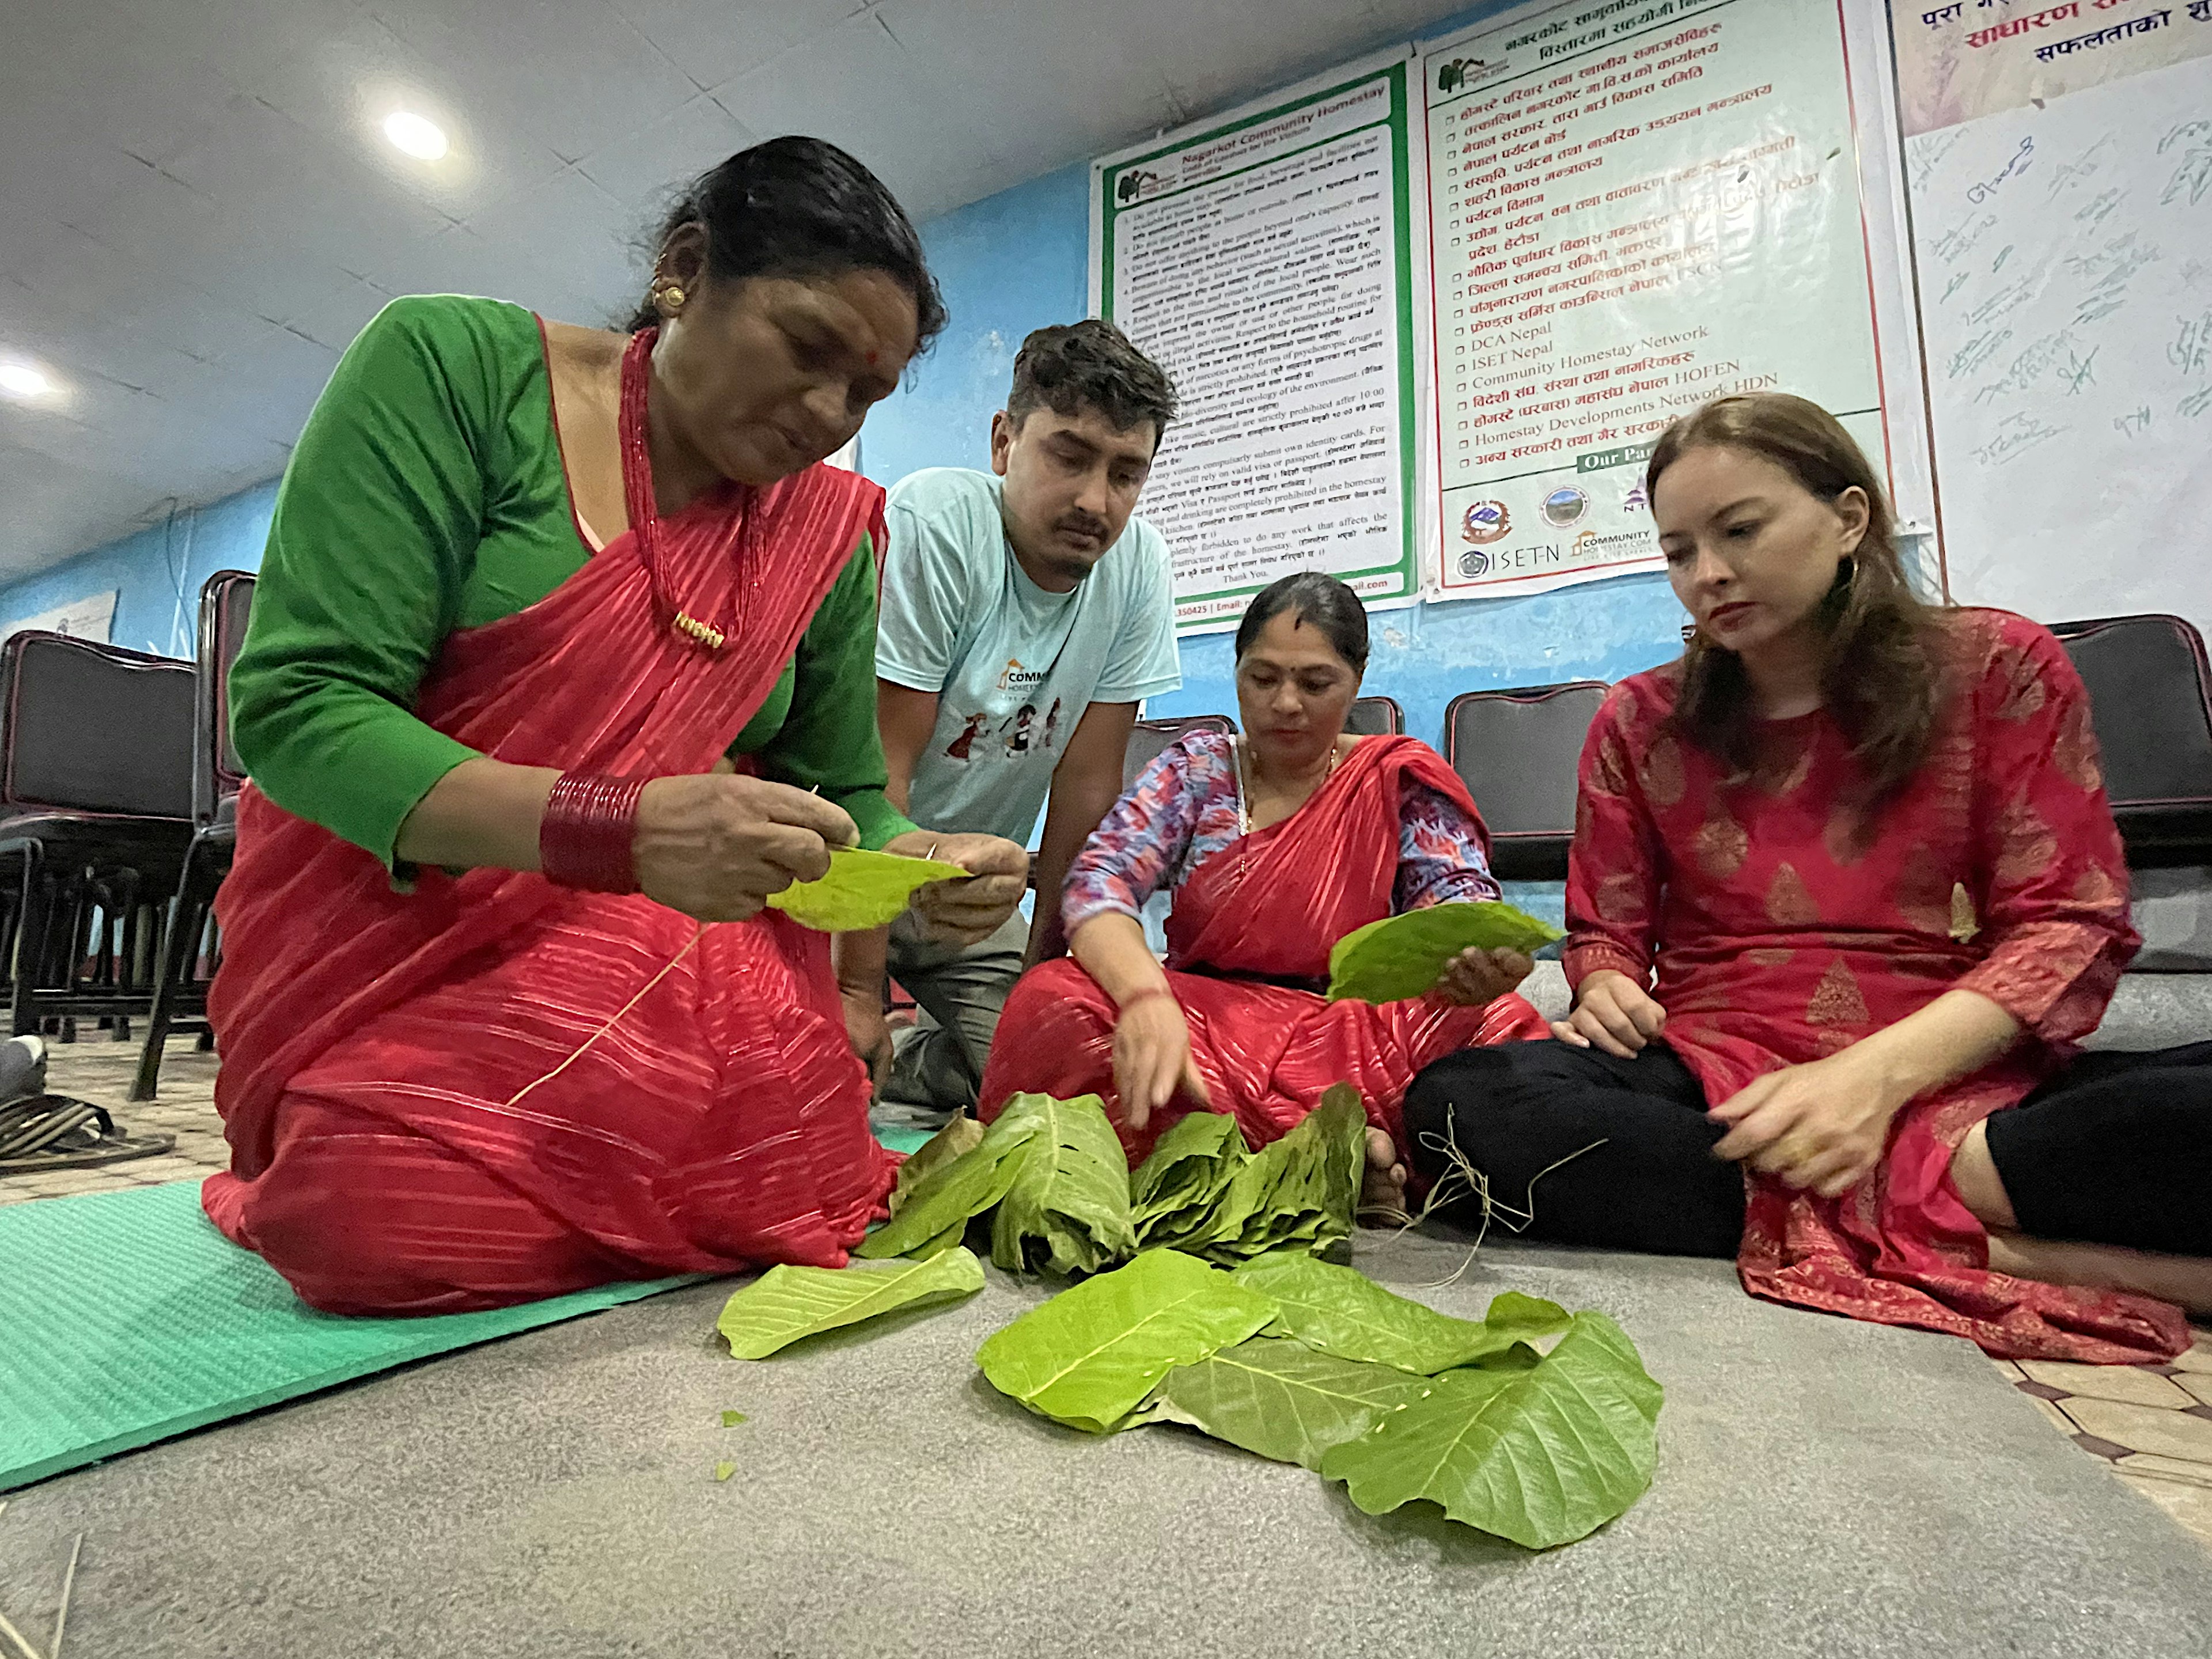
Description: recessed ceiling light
xmin=0 ymin=364 xmax=52 ymax=399
xmin=382 ymin=111 xmax=448 ymax=161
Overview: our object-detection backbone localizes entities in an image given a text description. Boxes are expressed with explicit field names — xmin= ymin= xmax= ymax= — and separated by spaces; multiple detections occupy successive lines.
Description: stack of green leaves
xmin=1325 ymin=900 xmax=1566 ymax=1004
xmin=1128 ymin=1110 xmax=1245 ymax=1250
xmin=1172 ymin=1088 xmax=1365 ymax=1267
xmin=854 ymin=1108 xmax=1042 ymax=1262
xmin=976 ymin=1245 xmax=1662 ymax=1550
xmin=987 ymin=1092 xmax=1137 ymax=1276
xmin=858 ymin=1087 xmax=1366 ymax=1278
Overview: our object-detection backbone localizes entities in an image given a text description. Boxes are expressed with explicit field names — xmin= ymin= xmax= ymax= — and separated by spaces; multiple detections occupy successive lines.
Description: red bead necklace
xmin=619 ymin=325 xmax=754 ymax=652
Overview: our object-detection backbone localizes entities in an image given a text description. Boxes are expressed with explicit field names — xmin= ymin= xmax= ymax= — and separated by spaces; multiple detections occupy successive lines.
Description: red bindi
xmin=865 ymin=349 xmax=880 ymax=365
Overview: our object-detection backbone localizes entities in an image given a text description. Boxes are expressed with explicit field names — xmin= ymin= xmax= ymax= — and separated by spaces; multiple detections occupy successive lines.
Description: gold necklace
xmin=1235 ymin=737 xmax=1343 ymax=844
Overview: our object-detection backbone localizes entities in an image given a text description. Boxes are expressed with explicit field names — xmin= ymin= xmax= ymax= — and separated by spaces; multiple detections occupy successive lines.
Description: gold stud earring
xmin=656 ymin=283 xmax=686 ymax=313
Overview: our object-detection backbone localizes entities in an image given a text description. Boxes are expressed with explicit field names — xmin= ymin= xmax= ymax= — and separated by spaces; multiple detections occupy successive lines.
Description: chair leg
xmin=131 ymin=839 xmax=203 ymax=1103
xmin=10 ymin=848 xmax=50 ymax=1039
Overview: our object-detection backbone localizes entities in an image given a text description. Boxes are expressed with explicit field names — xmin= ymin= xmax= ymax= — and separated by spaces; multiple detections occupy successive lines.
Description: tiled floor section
xmin=1991 ymin=1342 xmax=2212 ymax=1548
xmin=5 ymin=1035 xmax=2209 ymax=1555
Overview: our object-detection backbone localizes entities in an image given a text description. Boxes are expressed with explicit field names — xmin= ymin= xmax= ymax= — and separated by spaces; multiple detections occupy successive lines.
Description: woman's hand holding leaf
xmin=1553 ymin=969 xmax=1667 ymax=1058
xmin=1435 ymin=946 xmax=1533 ymax=1007
xmin=633 ymin=774 xmax=858 ymax=923
xmin=886 ymin=830 xmax=1029 ymax=945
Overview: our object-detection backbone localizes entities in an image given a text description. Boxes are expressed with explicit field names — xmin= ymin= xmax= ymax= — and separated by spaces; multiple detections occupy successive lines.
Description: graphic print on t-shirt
xmin=878 ymin=469 xmax=1182 ymax=844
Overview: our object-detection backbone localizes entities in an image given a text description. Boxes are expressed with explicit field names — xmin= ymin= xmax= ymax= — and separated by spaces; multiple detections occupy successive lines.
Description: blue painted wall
xmin=0 ymin=481 xmax=278 ymax=660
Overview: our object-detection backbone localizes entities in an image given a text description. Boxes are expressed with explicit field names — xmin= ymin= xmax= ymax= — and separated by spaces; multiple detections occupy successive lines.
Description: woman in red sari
xmin=1406 ymin=394 xmax=2210 ymax=1362
xmin=979 ymin=573 xmax=1550 ymax=1204
xmin=207 ymin=139 xmax=1028 ymax=1315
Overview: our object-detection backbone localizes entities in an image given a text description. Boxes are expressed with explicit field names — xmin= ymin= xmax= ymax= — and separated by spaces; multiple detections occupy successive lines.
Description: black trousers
xmin=1402 ymin=1039 xmax=2212 ymax=1260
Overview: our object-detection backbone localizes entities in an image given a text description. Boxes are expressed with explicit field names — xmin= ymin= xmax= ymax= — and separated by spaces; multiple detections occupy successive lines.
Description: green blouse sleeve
xmin=227 ymin=297 xmax=499 ymax=866
xmin=749 ymin=536 xmax=918 ymax=851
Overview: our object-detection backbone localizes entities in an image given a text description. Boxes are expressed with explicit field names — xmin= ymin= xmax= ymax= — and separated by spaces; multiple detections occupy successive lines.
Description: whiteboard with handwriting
xmin=1905 ymin=51 xmax=2212 ymax=637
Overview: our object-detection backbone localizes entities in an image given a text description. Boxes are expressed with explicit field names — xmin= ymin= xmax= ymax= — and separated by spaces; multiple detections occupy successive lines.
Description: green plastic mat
xmin=0 ymin=1181 xmax=705 ymax=1492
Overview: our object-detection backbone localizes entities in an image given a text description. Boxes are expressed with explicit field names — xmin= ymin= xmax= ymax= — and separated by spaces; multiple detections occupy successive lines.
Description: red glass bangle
xmin=539 ymin=772 xmax=647 ymax=893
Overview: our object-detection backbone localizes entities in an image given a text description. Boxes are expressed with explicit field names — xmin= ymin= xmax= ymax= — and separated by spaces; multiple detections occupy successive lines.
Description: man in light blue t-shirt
xmin=840 ymin=320 xmax=1183 ymax=1125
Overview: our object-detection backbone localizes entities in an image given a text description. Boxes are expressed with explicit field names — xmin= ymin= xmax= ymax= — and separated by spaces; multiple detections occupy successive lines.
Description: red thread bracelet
xmin=1118 ymin=986 xmax=1175 ymax=1014
xmin=539 ymin=772 xmax=647 ymax=893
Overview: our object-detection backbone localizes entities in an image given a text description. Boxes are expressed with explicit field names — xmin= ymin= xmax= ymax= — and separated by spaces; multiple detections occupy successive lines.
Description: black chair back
xmin=1346 ymin=695 xmax=1404 ymax=736
xmin=0 ymin=632 xmax=195 ymax=820
xmin=1444 ymin=681 xmax=1609 ymax=880
xmin=1124 ymin=714 xmax=1236 ymax=791
xmin=2050 ymin=613 xmax=2212 ymax=864
xmin=194 ymin=571 xmax=256 ymax=825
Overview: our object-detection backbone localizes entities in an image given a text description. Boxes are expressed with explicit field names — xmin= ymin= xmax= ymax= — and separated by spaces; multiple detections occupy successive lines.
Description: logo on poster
xmin=1573 ymin=529 xmax=1656 ymax=565
xmin=1435 ymin=57 xmax=1505 ymax=94
xmin=1621 ymin=481 xmax=1649 ymax=514
xmin=1541 ymin=486 xmax=1590 ymax=528
xmin=1461 ymin=500 xmax=1512 ymax=544
xmin=1461 ymin=543 xmax=1564 ymax=579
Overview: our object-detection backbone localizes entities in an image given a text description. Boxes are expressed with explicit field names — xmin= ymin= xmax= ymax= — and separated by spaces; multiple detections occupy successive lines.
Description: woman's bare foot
xmin=1360 ymin=1126 xmax=1408 ymax=1224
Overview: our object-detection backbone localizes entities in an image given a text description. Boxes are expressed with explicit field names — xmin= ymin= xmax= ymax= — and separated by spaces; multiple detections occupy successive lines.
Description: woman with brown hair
xmin=1404 ymin=393 xmax=2210 ymax=1362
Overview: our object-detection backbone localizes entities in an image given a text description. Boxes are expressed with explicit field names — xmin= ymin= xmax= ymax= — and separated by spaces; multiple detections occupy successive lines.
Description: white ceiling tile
xmin=606 ymin=0 xmax=868 ymax=96
xmin=368 ymin=0 xmax=702 ymax=164
xmin=576 ymin=94 xmax=757 ymax=210
xmin=0 ymin=0 xmax=1500 ymax=581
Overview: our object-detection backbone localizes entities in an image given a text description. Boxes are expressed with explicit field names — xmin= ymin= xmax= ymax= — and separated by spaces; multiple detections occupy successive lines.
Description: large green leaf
xmin=891 ymin=1116 xmax=985 ymax=1217
xmin=988 ymin=1093 xmax=1137 ymax=1277
xmin=1325 ymin=902 xmax=1565 ymax=1004
xmin=854 ymin=1116 xmax=1040 ymax=1260
xmin=1186 ymin=1087 xmax=1366 ymax=1266
xmin=1150 ymin=1336 xmax=1431 ymax=1469
xmin=717 ymin=1248 xmax=986 ymax=1359
xmin=766 ymin=846 xmax=969 ymax=932
xmin=1232 ymin=1252 xmax=1549 ymax=1375
xmin=975 ymin=1248 xmax=1277 ymax=1433
xmin=1319 ymin=1310 xmax=1663 ymax=1548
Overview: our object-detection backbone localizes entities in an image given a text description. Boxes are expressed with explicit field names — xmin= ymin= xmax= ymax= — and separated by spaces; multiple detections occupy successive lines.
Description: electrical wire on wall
xmin=157 ymin=498 xmax=195 ymax=660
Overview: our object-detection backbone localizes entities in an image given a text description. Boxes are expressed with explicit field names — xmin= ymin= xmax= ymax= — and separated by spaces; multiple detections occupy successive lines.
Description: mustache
xmin=1054 ymin=512 xmax=1111 ymax=543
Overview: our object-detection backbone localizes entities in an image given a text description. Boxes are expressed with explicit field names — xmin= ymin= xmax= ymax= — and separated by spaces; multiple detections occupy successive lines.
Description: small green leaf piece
xmin=717 ymin=1247 xmax=985 ymax=1359
xmin=988 ymin=1093 xmax=1137 ymax=1277
xmin=891 ymin=1115 xmax=986 ymax=1216
xmin=1233 ymin=1252 xmax=1520 ymax=1375
xmin=766 ymin=846 xmax=969 ymax=932
xmin=714 ymin=1461 xmax=736 ymax=1482
xmin=1319 ymin=1309 xmax=1664 ymax=1548
xmin=719 ymin=1410 xmax=747 ymax=1427
xmin=975 ymin=1249 xmax=1278 ymax=1433
xmin=1326 ymin=902 xmax=1565 ymax=1004
xmin=855 ymin=1115 xmax=1041 ymax=1260
xmin=1150 ymin=1336 xmax=1431 ymax=1469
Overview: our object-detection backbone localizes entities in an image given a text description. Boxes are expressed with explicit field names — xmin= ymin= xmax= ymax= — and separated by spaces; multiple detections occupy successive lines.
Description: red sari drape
xmin=1566 ymin=609 xmax=2188 ymax=1362
xmin=204 ymin=462 xmax=895 ymax=1316
xmin=979 ymin=736 xmax=1549 ymax=1162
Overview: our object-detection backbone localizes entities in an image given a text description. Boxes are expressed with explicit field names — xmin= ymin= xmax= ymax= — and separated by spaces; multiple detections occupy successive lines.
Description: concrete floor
xmin=3 ymin=979 xmax=2209 ymax=1655
xmin=3 ymin=1230 xmax=2211 ymax=1658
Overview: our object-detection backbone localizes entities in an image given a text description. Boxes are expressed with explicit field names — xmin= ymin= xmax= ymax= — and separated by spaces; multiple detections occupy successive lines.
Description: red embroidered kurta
xmin=1566 ymin=607 xmax=2187 ymax=1362
xmin=980 ymin=736 xmax=1550 ymax=1162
